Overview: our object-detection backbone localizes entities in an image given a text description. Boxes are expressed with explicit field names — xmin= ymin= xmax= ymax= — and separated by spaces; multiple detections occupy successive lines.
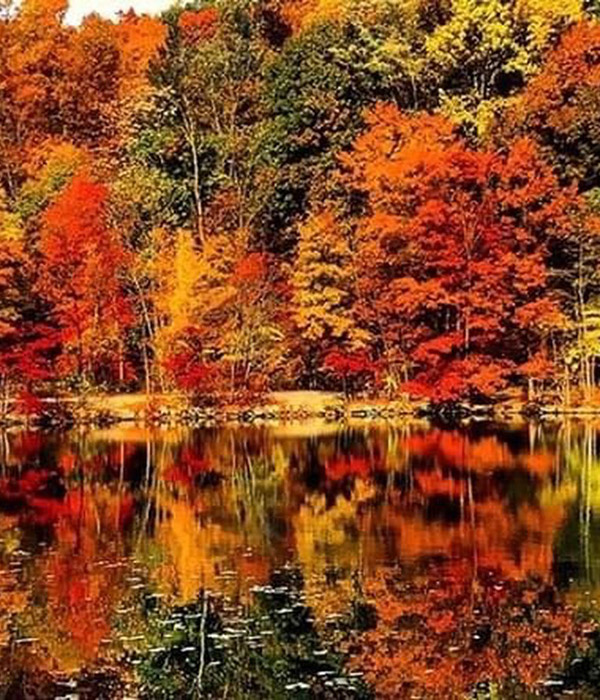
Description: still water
xmin=1 ymin=419 xmax=600 ymax=698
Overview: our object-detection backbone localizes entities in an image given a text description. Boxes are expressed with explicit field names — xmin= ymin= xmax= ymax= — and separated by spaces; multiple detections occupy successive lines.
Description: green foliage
xmin=584 ymin=0 xmax=600 ymax=17
xmin=427 ymin=0 xmax=582 ymax=138
xmin=136 ymin=0 xmax=273 ymax=240
xmin=16 ymin=143 xmax=87 ymax=225
xmin=133 ymin=570 xmax=372 ymax=699
xmin=109 ymin=165 xmax=185 ymax=248
xmin=260 ymin=20 xmax=383 ymax=250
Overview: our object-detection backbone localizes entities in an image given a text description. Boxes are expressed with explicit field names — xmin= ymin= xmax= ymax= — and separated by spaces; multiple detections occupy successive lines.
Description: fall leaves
xmin=0 ymin=422 xmax=596 ymax=696
xmin=341 ymin=107 xmax=577 ymax=400
xmin=39 ymin=175 xmax=132 ymax=381
xmin=3 ymin=0 xmax=600 ymax=405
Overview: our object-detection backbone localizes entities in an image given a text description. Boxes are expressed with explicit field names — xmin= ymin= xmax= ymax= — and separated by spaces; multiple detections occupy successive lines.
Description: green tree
xmin=137 ymin=1 xmax=272 ymax=244
xmin=260 ymin=19 xmax=383 ymax=252
xmin=426 ymin=0 xmax=582 ymax=139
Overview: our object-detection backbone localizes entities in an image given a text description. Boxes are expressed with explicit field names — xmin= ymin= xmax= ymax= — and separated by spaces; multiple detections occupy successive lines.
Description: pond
xmin=1 ymin=419 xmax=600 ymax=698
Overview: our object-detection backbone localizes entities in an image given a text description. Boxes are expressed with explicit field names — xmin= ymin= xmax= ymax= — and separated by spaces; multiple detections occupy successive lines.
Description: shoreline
xmin=3 ymin=393 xmax=600 ymax=428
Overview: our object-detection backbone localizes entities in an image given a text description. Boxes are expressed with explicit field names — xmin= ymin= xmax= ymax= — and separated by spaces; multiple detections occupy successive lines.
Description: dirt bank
xmin=3 ymin=392 xmax=600 ymax=428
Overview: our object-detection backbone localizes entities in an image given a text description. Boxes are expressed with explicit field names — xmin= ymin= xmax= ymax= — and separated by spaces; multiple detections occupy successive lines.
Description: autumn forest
xmin=4 ymin=0 xmax=600 ymax=412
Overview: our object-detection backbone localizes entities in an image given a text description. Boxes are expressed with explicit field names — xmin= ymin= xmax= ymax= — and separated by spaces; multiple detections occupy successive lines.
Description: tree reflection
xmin=0 ymin=421 xmax=599 ymax=696
xmin=344 ymin=565 xmax=586 ymax=698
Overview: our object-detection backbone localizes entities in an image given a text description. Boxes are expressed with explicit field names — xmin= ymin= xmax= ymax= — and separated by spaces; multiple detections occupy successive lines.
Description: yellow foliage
xmin=168 ymin=230 xmax=203 ymax=336
xmin=516 ymin=0 xmax=582 ymax=54
xmin=293 ymin=210 xmax=366 ymax=350
xmin=426 ymin=0 xmax=583 ymax=137
xmin=0 ymin=189 xmax=23 ymax=243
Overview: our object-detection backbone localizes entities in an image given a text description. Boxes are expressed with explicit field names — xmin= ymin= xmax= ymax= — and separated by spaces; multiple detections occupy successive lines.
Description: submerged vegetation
xmin=4 ymin=1 xmax=600 ymax=412
xmin=133 ymin=571 xmax=371 ymax=699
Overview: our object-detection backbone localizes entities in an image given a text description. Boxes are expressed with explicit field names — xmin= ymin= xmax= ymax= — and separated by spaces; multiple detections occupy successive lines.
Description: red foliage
xmin=164 ymin=329 xmax=221 ymax=394
xmin=344 ymin=105 xmax=576 ymax=401
xmin=325 ymin=455 xmax=371 ymax=482
xmin=164 ymin=447 xmax=214 ymax=487
xmin=38 ymin=174 xmax=132 ymax=379
xmin=323 ymin=350 xmax=375 ymax=379
xmin=178 ymin=8 xmax=219 ymax=44
xmin=519 ymin=21 xmax=600 ymax=148
xmin=234 ymin=252 xmax=269 ymax=285
xmin=0 ymin=324 xmax=56 ymax=387
xmin=14 ymin=389 xmax=43 ymax=416
xmin=0 ymin=234 xmax=57 ymax=396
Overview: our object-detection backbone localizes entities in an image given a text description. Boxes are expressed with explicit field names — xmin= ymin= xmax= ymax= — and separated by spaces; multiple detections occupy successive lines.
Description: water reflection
xmin=1 ymin=421 xmax=600 ymax=697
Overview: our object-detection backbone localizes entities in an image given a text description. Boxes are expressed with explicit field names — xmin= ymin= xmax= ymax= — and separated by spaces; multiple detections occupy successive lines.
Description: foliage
xmin=343 ymin=104 xmax=576 ymax=400
xmin=516 ymin=20 xmax=600 ymax=187
xmin=38 ymin=174 xmax=132 ymax=384
xmin=293 ymin=210 xmax=368 ymax=383
xmin=1 ymin=0 xmax=600 ymax=406
xmin=134 ymin=570 xmax=371 ymax=699
xmin=260 ymin=18 xmax=384 ymax=249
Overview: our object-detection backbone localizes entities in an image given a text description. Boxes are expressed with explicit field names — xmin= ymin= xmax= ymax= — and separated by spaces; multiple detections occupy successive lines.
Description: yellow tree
xmin=293 ymin=210 xmax=367 ymax=385
xmin=426 ymin=0 xmax=582 ymax=138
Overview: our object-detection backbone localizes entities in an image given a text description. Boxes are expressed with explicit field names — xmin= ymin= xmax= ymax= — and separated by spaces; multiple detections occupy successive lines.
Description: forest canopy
xmin=2 ymin=0 xmax=600 ymax=407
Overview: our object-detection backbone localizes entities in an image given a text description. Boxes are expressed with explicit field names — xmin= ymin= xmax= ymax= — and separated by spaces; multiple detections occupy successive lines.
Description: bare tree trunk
xmin=118 ymin=340 xmax=125 ymax=385
xmin=564 ymin=364 xmax=571 ymax=408
xmin=0 ymin=375 xmax=10 ymax=421
xmin=181 ymin=99 xmax=206 ymax=246
xmin=577 ymin=240 xmax=591 ymax=400
xmin=190 ymin=138 xmax=205 ymax=245
xmin=142 ymin=343 xmax=152 ymax=397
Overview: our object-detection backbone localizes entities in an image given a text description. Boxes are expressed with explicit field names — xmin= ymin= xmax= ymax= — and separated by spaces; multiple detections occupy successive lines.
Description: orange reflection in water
xmin=0 ymin=421 xmax=597 ymax=695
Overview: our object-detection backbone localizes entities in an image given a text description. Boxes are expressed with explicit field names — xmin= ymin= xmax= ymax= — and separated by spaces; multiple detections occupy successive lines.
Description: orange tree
xmin=343 ymin=104 xmax=577 ymax=402
xmin=38 ymin=174 xmax=132 ymax=386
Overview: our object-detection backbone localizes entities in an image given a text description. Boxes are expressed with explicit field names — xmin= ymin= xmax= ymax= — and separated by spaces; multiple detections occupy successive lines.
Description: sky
xmin=65 ymin=0 xmax=173 ymax=24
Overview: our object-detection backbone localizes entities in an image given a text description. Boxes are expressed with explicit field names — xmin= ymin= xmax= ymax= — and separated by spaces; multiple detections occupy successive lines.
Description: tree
xmin=140 ymin=2 xmax=271 ymax=244
xmin=38 ymin=174 xmax=132 ymax=385
xmin=58 ymin=14 xmax=121 ymax=147
xmin=323 ymin=349 xmax=375 ymax=396
xmin=16 ymin=140 xmax=88 ymax=227
xmin=154 ymin=230 xmax=286 ymax=398
xmin=152 ymin=228 xmax=227 ymax=394
xmin=344 ymin=104 xmax=574 ymax=401
xmin=114 ymin=10 xmax=166 ymax=101
xmin=0 ymin=0 xmax=69 ymax=198
xmin=552 ymin=196 xmax=600 ymax=401
xmin=0 ymin=192 xmax=54 ymax=416
xmin=260 ymin=17 xmax=384 ymax=251
xmin=292 ymin=210 xmax=367 ymax=386
xmin=517 ymin=20 xmax=600 ymax=189
xmin=426 ymin=0 xmax=582 ymax=138
xmin=585 ymin=0 xmax=600 ymax=17
xmin=222 ymin=251 xmax=286 ymax=395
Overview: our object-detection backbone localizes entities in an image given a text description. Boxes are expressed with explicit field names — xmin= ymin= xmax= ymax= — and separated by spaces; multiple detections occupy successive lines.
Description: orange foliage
xmin=38 ymin=174 xmax=132 ymax=379
xmin=115 ymin=11 xmax=167 ymax=98
xmin=178 ymin=8 xmax=219 ymax=44
xmin=349 ymin=566 xmax=585 ymax=698
xmin=345 ymin=104 xmax=577 ymax=401
xmin=520 ymin=21 xmax=600 ymax=137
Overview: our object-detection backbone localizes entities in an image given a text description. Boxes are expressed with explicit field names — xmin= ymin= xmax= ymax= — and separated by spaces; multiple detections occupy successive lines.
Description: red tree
xmin=38 ymin=174 xmax=132 ymax=384
xmin=0 ymin=230 xmax=55 ymax=417
xmin=178 ymin=8 xmax=219 ymax=44
xmin=344 ymin=105 xmax=575 ymax=401
xmin=323 ymin=349 xmax=375 ymax=397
